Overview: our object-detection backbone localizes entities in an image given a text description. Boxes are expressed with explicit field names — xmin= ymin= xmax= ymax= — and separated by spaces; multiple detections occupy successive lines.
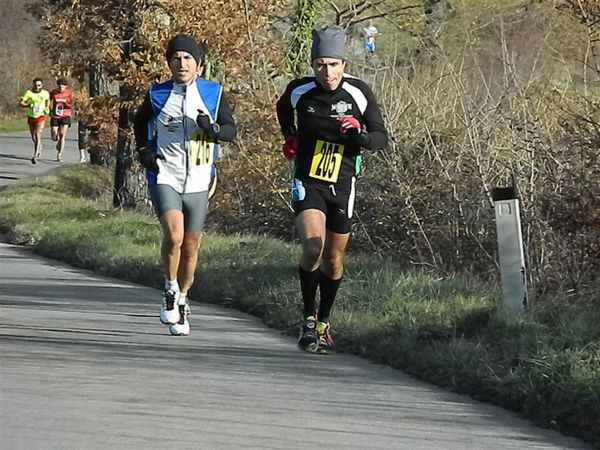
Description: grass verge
xmin=0 ymin=165 xmax=598 ymax=448
xmin=0 ymin=116 xmax=28 ymax=134
xmin=0 ymin=116 xmax=78 ymax=134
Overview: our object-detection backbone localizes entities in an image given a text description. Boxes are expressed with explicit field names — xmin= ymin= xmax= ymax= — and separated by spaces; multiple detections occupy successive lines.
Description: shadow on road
xmin=0 ymin=153 xmax=32 ymax=161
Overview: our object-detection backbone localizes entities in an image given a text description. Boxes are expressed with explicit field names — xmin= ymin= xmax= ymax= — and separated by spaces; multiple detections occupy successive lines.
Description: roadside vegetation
xmin=0 ymin=0 xmax=54 ymax=119
xmin=0 ymin=117 xmax=28 ymax=134
xmin=0 ymin=165 xmax=597 ymax=448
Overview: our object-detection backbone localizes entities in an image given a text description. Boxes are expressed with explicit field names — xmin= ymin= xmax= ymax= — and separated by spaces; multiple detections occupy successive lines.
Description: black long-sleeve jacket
xmin=276 ymin=74 xmax=387 ymax=186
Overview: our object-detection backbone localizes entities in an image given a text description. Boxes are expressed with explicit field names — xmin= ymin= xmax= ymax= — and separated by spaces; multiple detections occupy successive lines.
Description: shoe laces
xmin=164 ymin=290 xmax=177 ymax=310
xmin=317 ymin=321 xmax=334 ymax=345
xmin=177 ymin=304 xmax=187 ymax=324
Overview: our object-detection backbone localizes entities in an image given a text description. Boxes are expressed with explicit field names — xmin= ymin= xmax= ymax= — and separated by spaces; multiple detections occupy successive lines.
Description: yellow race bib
xmin=190 ymin=132 xmax=216 ymax=167
xmin=309 ymin=140 xmax=345 ymax=183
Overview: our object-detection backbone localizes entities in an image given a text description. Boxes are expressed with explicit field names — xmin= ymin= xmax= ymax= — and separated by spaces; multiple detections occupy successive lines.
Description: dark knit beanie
xmin=311 ymin=26 xmax=346 ymax=61
xmin=166 ymin=34 xmax=205 ymax=65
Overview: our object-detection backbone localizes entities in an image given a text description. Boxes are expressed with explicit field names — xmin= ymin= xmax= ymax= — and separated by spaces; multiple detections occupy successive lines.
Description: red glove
xmin=337 ymin=116 xmax=361 ymax=135
xmin=282 ymin=135 xmax=299 ymax=159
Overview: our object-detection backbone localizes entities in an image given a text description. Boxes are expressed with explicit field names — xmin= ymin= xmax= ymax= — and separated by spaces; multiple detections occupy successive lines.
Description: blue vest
xmin=146 ymin=77 xmax=222 ymax=194
xmin=149 ymin=78 xmax=222 ymax=122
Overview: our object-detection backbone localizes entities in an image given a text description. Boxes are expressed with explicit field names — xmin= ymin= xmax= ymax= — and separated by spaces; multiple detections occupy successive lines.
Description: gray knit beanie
xmin=311 ymin=26 xmax=346 ymax=61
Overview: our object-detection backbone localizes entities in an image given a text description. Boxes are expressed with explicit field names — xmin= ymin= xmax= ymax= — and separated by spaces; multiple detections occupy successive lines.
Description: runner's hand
xmin=282 ymin=135 xmax=298 ymax=159
xmin=337 ymin=116 xmax=361 ymax=135
xmin=196 ymin=110 xmax=219 ymax=137
xmin=196 ymin=111 xmax=211 ymax=131
xmin=137 ymin=148 xmax=163 ymax=173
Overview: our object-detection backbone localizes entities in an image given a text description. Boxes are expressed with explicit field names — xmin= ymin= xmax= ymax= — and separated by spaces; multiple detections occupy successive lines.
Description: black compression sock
xmin=299 ymin=266 xmax=321 ymax=318
xmin=318 ymin=272 xmax=342 ymax=322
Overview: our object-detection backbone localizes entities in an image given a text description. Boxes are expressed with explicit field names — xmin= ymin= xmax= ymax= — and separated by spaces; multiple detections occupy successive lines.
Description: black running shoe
xmin=298 ymin=316 xmax=318 ymax=352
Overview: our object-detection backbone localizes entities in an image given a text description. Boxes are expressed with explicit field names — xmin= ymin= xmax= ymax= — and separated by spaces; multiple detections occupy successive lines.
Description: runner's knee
xmin=320 ymin=252 xmax=344 ymax=274
xmin=181 ymin=234 xmax=201 ymax=254
xmin=301 ymin=238 xmax=323 ymax=266
xmin=164 ymin=229 xmax=184 ymax=249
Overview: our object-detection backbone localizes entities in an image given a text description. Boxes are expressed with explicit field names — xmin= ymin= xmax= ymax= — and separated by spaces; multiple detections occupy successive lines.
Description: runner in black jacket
xmin=276 ymin=25 xmax=388 ymax=353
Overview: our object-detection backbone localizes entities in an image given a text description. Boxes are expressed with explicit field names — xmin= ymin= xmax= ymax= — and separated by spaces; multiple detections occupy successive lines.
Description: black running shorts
xmin=50 ymin=117 xmax=71 ymax=127
xmin=149 ymin=184 xmax=209 ymax=232
xmin=292 ymin=177 xmax=356 ymax=234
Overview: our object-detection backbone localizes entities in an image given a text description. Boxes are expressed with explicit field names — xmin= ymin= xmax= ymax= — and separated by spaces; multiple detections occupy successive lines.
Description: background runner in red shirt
xmin=50 ymin=77 xmax=76 ymax=162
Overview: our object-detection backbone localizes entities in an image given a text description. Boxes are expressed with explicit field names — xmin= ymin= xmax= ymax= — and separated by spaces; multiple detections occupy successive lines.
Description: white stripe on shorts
xmin=347 ymin=177 xmax=356 ymax=218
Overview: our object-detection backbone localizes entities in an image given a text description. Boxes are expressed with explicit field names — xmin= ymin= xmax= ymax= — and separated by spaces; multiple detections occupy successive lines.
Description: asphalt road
xmin=0 ymin=131 xmax=593 ymax=449
xmin=0 ymin=127 xmax=80 ymax=187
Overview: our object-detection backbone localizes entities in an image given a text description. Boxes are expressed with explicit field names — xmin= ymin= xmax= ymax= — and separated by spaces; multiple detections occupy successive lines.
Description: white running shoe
xmin=169 ymin=304 xmax=190 ymax=336
xmin=159 ymin=290 xmax=180 ymax=325
xmin=181 ymin=298 xmax=191 ymax=315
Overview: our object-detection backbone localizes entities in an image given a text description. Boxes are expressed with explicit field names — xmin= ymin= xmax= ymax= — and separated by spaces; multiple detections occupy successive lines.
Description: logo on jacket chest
xmin=163 ymin=115 xmax=182 ymax=133
xmin=331 ymin=100 xmax=352 ymax=117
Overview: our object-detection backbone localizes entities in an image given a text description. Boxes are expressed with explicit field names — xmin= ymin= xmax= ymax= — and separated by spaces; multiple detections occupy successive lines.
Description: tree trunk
xmin=423 ymin=0 xmax=452 ymax=49
xmin=286 ymin=0 xmax=322 ymax=76
xmin=113 ymin=84 xmax=151 ymax=210
xmin=113 ymin=88 xmax=151 ymax=210
xmin=88 ymin=65 xmax=118 ymax=166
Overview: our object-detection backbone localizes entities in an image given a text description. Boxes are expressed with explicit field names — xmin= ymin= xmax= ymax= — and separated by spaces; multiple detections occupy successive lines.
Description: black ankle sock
xmin=299 ymin=266 xmax=321 ymax=318
xmin=318 ymin=272 xmax=342 ymax=322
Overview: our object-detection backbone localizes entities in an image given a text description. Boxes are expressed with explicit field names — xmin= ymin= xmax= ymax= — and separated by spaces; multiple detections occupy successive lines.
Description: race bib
xmin=309 ymin=140 xmax=344 ymax=183
xmin=32 ymin=104 xmax=42 ymax=115
xmin=190 ymin=132 xmax=216 ymax=167
xmin=54 ymin=104 xmax=64 ymax=116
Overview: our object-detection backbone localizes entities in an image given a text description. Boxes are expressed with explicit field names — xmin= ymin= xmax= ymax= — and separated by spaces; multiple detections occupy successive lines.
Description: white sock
xmin=165 ymin=279 xmax=179 ymax=293
xmin=177 ymin=292 xmax=187 ymax=306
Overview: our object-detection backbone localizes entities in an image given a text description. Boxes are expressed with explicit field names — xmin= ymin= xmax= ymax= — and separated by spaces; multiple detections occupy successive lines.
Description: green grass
xmin=0 ymin=116 xmax=28 ymax=134
xmin=0 ymin=165 xmax=598 ymax=448
xmin=0 ymin=116 xmax=79 ymax=134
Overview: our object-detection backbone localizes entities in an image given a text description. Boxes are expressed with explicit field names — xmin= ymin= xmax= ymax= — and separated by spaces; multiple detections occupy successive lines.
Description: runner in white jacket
xmin=134 ymin=34 xmax=236 ymax=336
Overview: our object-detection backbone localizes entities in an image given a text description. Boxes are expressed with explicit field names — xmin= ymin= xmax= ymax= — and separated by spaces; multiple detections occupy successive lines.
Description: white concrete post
xmin=492 ymin=185 xmax=528 ymax=312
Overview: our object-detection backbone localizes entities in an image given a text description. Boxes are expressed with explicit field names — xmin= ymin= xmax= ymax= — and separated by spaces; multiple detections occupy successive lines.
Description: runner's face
xmin=33 ymin=81 xmax=43 ymax=92
xmin=169 ymin=51 xmax=199 ymax=84
xmin=58 ymin=83 xmax=67 ymax=92
xmin=313 ymin=58 xmax=346 ymax=91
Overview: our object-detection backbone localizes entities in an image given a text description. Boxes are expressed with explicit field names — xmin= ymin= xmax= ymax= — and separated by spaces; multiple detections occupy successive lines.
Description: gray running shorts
xmin=149 ymin=184 xmax=209 ymax=232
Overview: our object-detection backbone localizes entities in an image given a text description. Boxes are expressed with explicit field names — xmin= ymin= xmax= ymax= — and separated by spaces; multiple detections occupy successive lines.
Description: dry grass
xmin=0 ymin=0 xmax=53 ymax=117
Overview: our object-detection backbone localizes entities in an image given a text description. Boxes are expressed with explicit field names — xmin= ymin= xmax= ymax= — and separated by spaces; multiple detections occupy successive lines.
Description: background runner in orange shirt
xmin=50 ymin=77 xmax=75 ymax=162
